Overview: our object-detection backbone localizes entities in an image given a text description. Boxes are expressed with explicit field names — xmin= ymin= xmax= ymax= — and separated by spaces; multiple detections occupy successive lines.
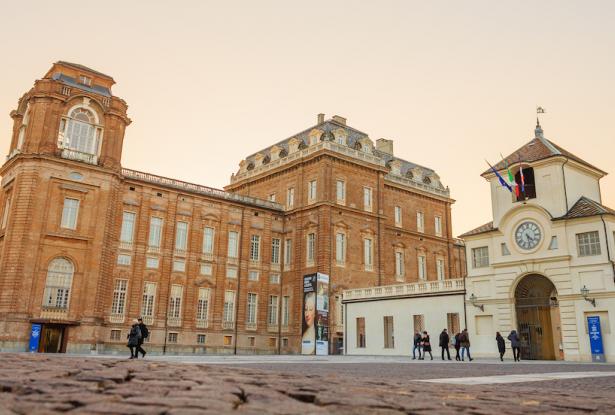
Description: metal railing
xmin=196 ymin=319 xmax=209 ymax=329
xmin=61 ymin=149 xmax=98 ymax=165
xmin=109 ymin=314 xmax=125 ymax=324
xmin=385 ymin=173 xmax=450 ymax=198
xmin=167 ymin=316 xmax=182 ymax=327
xmin=222 ymin=321 xmax=235 ymax=330
xmin=343 ymin=278 xmax=465 ymax=301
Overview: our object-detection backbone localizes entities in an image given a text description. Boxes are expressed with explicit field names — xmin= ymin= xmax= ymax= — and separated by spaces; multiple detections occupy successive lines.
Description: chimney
xmin=317 ymin=113 xmax=325 ymax=124
xmin=376 ymin=138 xmax=394 ymax=155
xmin=332 ymin=115 xmax=346 ymax=125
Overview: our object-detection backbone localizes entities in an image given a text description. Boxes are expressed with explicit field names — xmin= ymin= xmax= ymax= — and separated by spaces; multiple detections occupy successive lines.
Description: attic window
xmin=423 ymin=177 xmax=432 ymax=185
xmin=279 ymin=149 xmax=288 ymax=158
xmin=246 ymin=163 xmax=255 ymax=171
xmin=79 ymin=76 xmax=92 ymax=86
xmin=405 ymin=171 xmax=414 ymax=179
xmin=262 ymin=155 xmax=270 ymax=165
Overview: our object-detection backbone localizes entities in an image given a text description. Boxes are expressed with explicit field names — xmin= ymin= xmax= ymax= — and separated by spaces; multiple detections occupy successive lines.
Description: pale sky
xmin=1 ymin=0 xmax=613 ymax=235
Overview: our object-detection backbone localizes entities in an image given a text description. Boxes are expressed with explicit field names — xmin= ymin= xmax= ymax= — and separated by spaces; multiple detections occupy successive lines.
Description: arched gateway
xmin=514 ymin=274 xmax=562 ymax=360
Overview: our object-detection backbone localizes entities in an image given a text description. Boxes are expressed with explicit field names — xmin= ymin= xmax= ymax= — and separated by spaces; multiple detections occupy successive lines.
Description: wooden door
xmin=39 ymin=325 xmax=65 ymax=353
xmin=517 ymin=306 xmax=555 ymax=360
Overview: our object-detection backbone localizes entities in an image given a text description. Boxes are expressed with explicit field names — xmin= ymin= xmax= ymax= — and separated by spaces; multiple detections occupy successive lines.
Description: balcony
xmin=147 ymin=246 xmax=161 ymax=254
xmin=109 ymin=314 xmax=125 ymax=324
xmin=201 ymin=252 xmax=214 ymax=262
xmin=270 ymin=263 xmax=281 ymax=272
xmin=40 ymin=306 xmax=69 ymax=320
xmin=267 ymin=325 xmax=279 ymax=333
xmin=222 ymin=321 xmax=235 ymax=330
xmin=227 ymin=257 xmax=238 ymax=266
xmin=245 ymin=322 xmax=257 ymax=331
xmin=174 ymin=248 xmax=187 ymax=257
xmin=196 ymin=319 xmax=209 ymax=329
xmin=167 ymin=316 xmax=182 ymax=327
xmin=343 ymin=278 xmax=465 ymax=301
xmin=118 ymin=241 xmax=133 ymax=251
xmin=141 ymin=316 xmax=154 ymax=325
xmin=61 ymin=149 xmax=98 ymax=165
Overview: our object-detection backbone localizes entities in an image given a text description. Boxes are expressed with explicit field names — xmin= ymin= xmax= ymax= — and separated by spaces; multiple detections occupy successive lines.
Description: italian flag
xmin=503 ymin=157 xmax=519 ymax=197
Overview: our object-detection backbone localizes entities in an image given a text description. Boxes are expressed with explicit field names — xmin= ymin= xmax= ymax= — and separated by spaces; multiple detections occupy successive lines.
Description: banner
xmin=316 ymin=273 xmax=329 ymax=355
xmin=29 ymin=323 xmax=42 ymax=353
xmin=302 ymin=273 xmax=330 ymax=355
xmin=587 ymin=316 xmax=606 ymax=362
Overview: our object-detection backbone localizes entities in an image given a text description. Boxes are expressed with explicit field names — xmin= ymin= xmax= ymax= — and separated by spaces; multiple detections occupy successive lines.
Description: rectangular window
xmin=472 ymin=246 xmax=489 ymax=268
xmin=269 ymin=273 xmax=280 ymax=284
xmin=197 ymin=334 xmax=206 ymax=344
xmin=271 ymin=238 xmax=281 ymax=264
xmin=268 ymin=337 xmax=277 ymax=348
xmin=228 ymin=231 xmax=239 ymax=258
xmin=417 ymin=212 xmax=425 ymax=232
xmin=549 ymin=236 xmax=558 ymax=250
xmin=268 ymin=193 xmax=276 ymax=202
xmin=248 ymin=336 xmax=255 ymax=347
xmin=395 ymin=251 xmax=404 ymax=279
xmin=250 ymin=235 xmax=261 ymax=261
xmin=223 ymin=335 xmax=233 ymax=346
xmin=248 ymin=270 xmax=259 ymax=281
xmin=577 ymin=231 xmax=602 ymax=257
xmin=226 ymin=266 xmax=238 ymax=279
xmin=1 ymin=196 xmax=10 ymax=229
xmin=336 ymin=180 xmax=346 ymax=204
xmin=110 ymin=329 xmax=121 ymax=341
xmin=356 ymin=317 xmax=366 ymax=348
xmin=200 ymin=263 xmax=213 ymax=276
xmin=246 ymin=293 xmax=258 ymax=325
xmin=282 ymin=296 xmax=290 ymax=326
xmin=117 ymin=254 xmax=131 ymax=266
xmin=203 ymin=227 xmax=215 ymax=254
xmin=335 ymin=233 xmax=346 ymax=264
xmin=286 ymin=187 xmax=295 ymax=208
xmin=61 ymin=198 xmax=80 ymax=229
xmin=141 ymin=282 xmax=156 ymax=318
xmin=223 ymin=290 xmax=235 ymax=322
xmin=146 ymin=256 xmax=159 ymax=269
xmin=173 ymin=259 xmax=186 ymax=272
xmin=282 ymin=338 xmax=289 ymax=347
xmin=501 ymin=243 xmax=511 ymax=256
xmin=111 ymin=279 xmax=128 ymax=315
xmin=418 ymin=255 xmax=426 ymax=280
xmin=120 ymin=211 xmax=136 ymax=244
xmin=196 ymin=288 xmax=210 ymax=321
xmin=79 ymin=75 xmax=92 ymax=86
xmin=169 ymin=285 xmax=183 ymax=319
xmin=364 ymin=238 xmax=373 ymax=271
xmin=268 ymin=295 xmax=278 ymax=326
xmin=383 ymin=316 xmax=394 ymax=348
xmin=167 ymin=332 xmax=178 ymax=343
xmin=148 ymin=217 xmax=163 ymax=248
xmin=435 ymin=216 xmax=442 ymax=237
xmin=307 ymin=233 xmax=316 ymax=263
xmin=394 ymin=206 xmax=402 ymax=226
xmin=363 ymin=187 xmax=372 ymax=211
xmin=436 ymin=258 xmax=445 ymax=280
xmin=284 ymin=239 xmax=292 ymax=266
xmin=413 ymin=314 xmax=425 ymax=332
xmin=447 ymin=312 xmax=460 ymax=336
xmin=308 ymin=180 xmax=317 ymax=202
xmin=175 ymin=221 xmax=188 ymax=252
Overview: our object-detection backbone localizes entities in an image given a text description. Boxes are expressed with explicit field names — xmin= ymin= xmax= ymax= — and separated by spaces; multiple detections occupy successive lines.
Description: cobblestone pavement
xmin=1 ymin=353 xmax=615 ymax=414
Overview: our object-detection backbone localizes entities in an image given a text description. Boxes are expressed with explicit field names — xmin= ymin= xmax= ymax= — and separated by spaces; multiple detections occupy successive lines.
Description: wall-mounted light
xmin=469 ymin=293 xmax=484 ymax=312
xmin=581 ymin=285 xmax=596 ymax=307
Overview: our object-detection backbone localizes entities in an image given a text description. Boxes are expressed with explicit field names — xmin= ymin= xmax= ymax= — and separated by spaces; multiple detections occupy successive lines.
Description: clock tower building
xmin=461 ymin=121 xmax=615 ymax=362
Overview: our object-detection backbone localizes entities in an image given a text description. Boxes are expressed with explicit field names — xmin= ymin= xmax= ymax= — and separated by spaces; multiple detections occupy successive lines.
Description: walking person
xmin=136 ymin=317 xmax=149 ymax=358
xmin=439 ymin=329 xmax=451 ymax=361
xmin=421 ymin=331 xmax=433 ymax=360
xmin=412 ymin=331 xmax=423 ymax=360
xmin=496 ymin=332 xmax=506 ymax=362
xmin=508 ymin=330 xmax=521 ymax=362
xmin=453 ymin=332 xmax=461 ymax=361
xmin=127 ymin=319 xmax=142 ymax=359
xmin=460 ymin=329 xmax=473 ymax=361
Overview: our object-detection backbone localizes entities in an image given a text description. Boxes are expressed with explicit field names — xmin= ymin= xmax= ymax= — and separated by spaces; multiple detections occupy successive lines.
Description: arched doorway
xmin=514 ymin=274 xmax=561 ymax=360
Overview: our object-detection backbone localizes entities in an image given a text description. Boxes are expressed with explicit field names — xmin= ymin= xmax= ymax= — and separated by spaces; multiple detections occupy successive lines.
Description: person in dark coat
xmin=508 ymin=330 xmax=521 ymax=362
xmin=412 ymin=331 xmax=422 ymax=360
xmin=459 ymin=329 xmax=473 ymax=361
xmin=439 ymin=329 xmax=451 ymax=360
xmin=496 ymin=332 xmax=506 ymax=361
xmin=127 ymin=319 xmax=142 ymax=359
xmin=453 ymin=332 xmax=461 ymax=361
xmin=136 ymin=317 xmax=149 ymax=358
xmin=421 ymin=331 xmax=433 ymax=360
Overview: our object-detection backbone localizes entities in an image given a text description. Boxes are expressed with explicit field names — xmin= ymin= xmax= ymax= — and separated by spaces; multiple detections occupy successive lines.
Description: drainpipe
xmin=600 ymin=215 xmax=615 ymax=283
xmin=561 ymin=158 xmax=570 ymax=213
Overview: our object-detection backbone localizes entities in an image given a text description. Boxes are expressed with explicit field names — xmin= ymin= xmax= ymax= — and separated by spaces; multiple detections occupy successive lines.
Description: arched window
xmin=514 ymin=167 xmax=536 ymax=202
xmin=42 ymin=258 xmax=74 ymax=310
xmin=16 ymin=104 xmax=30 ymax=152
xmin=58 ymin=107 xmax=103 ymax=156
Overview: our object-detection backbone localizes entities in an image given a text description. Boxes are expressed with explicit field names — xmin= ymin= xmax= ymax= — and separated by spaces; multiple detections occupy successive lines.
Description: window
xmin=227 ymin=231 xmax=239 ymax=258
xmin=173 ymin=259 xmax=186 ymax=272
xmin=418 ymin=255 xmax=426 ymax=279
xmin=169 ymin=285 xmax=183 ymax=319
xmin=268 ymin=295 xmax=279 ymax=325
xmin=58 ymin=107 xmax=102 ymax=157
xmin=223 ymin=335 xmax=233 ymax=346
xmin=268 ymin=337 xmax=277 ymax=348
xmin=248 ymin=336 xmax=255 ymax=347
xmin=268 ymin=193 xmax=276 ymax=202
xmin=269 ymin=273 xmax=280 ymax=284
xmin=395 ymin=251 xmax=404 ymax=279
xmin=78 ymin=75 xmax=92 ymax=86
xmin=200 ymin=263 xmax=212 ymax=276
xmin=271 ymin=238 xmax=281 ymax=264
xmin=447 ymin=313 xmax=460 ymax=336
xmin=175 ymin=221 xmax=188 ymax=252
xmin=42 ymin=258 xmax=74 ymax=309
xmin=436 ymin=258 xmax=445 ymax=280
xmin=111 ymin=279 xmax=128 ymax=315
xmin=117 ymin=254 xmax=131 ymax=266
xmin=501 ymin=243 xmax=511 ymax=256
xmin=307 ymin=233 xmax=316 ymax=263
xmin=472 ymin=246 xmax=489 ymax=268
xmin=394 ymin=206 xmax=402 ymax=226
xmin=146 ymin=257 xmax=159 ymax=269
xmin=364 ymin=238 xmax=373 ymax=271
xmin=223 ymin=290 xmax=235 ymax=322
xmin=203 ymin=227 xmax=215 ymax=254
xmin=250 ymin=235 xmax=261 ymax=261
xmin=383 ymin=316 xmax=394 ymax=348
xmin=167 ymin=332 xmax=178 ymax=343
xmin=60 ymin=198 xmax=80 ymax=229
xmin=413 ymin=314 xmax=425 ymax=332
xmin=308 ymin=180 xmax=317 ymax=202
xmin=248 ymin=270 xmax=259 ymax=281
xmin=1 ymin=196 xmax=10 ymax=229
xmin=226 ymin=266 xmax=238 ymax=279
xmin=282 ymin=296 xmax=290 ymax=326
xmin=284 ymin=239 xmax=292 ymax=266
xmin=197 ymin=334 xmax=206 ymax=344
xmin=336 ymin=180 xmax=346 ymax=204
xmin=120 ymin=212 xmax=136 ymax=245
xmin=148 ymin=217 xmax=163 ymax=249
xmin=335 ymin=233 xmax=346 ymax=265
xmin=246 ymin=293 xmax=258 ymax=325
xmin=286 ymin=187 xmax=295 ymax=208
xmin=141 ymin=282 xmax=156 ymax=318
xmin=356 ymin=317 xmax=366 ymax=348
xmin=514 ymin=167 xmax=536 ymax=202
xmin=577 ymin=231 xmax=602 ymax=257
xmin=363 ymin=187 xmax=372 ymax=211
xmin=282 ymin=338 xmax=289 ymax=347
xmin=417 ymin=212 xmax=425 ymax=233
xmin=435 ymin=216 xmax=442 ymax=237
xmin=549 ymin=236 xmax=558 ymax=250
xmin=196 ymin=288 xmax=210 ymax=321
xmin=110 ymin=330 xmax=121 ymax=341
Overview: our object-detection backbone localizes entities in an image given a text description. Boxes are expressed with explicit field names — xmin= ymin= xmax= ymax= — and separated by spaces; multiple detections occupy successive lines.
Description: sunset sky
xmin=1 ymin=0 xmax=613 ymax=235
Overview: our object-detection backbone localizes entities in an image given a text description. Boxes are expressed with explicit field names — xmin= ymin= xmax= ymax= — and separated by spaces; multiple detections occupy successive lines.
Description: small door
xmin=38 ymin=325 xmax=66 ymax=353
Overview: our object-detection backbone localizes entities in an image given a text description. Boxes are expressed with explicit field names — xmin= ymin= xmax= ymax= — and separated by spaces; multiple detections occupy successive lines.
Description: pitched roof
xmin=555 ymin=197 xmax=615 ymax=220
xmin=458 ymin=221 xmax=496 ymax=238
xmin=56 ymin=61 xmax=114 ymax=80
xmin=483 ymin=126 xmax=606 ymax=176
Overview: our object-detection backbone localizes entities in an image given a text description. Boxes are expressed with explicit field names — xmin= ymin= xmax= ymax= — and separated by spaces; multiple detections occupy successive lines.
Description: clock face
xmin=515 ymin=221 xmax=542 ymax=250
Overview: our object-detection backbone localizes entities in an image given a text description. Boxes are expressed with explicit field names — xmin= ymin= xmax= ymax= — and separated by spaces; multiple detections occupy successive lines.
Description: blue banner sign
xmin=587 ymin=316 xmax=606 ymax=363
xmin=29 ymin=323 xmax=42 ymax=353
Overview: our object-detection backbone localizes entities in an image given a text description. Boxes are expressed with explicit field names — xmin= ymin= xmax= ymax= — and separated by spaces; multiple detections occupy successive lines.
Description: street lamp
xmin=469 ymin=293 xmax=484 ymax=312
xmin=581 ymin=285 xmax=596 ymax=307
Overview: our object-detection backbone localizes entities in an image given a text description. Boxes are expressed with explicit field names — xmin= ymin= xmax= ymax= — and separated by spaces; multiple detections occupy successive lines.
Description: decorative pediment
xmin=308 ymin=129 xmax=323 ymax=146
xmin=288 ymin=137 xmax=302 ymax=153
xmin=332 ymin=128 xmax=347 ymax=145
xmin=269 ymin=145 xmax=282 ymax=161
xmin=333 ymin=220 xmax=350 ymax=230
xmin=388 ymin=160 xmax=402 ymax=175
xmin=358 ymin=137 xmax=373 ymax=153
xmin=360 ymin=226 xmax=376 ymax=236
xmin=254 ymin=153 xmax=265 ymax=167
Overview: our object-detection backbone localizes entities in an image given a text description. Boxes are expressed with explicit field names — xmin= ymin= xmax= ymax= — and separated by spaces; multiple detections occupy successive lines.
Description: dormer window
xmin=78 ymin=75 xmax=92 ymax=86
xmin=514 ymin=167 xmax=536 ymax=202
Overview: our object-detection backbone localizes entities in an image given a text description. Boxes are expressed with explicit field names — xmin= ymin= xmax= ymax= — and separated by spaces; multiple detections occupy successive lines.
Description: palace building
xmin=0 ymin=62 xmax=464 ymax=354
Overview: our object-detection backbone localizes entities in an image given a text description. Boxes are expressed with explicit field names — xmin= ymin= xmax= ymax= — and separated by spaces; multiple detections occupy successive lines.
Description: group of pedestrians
xmin=412 ymin=328 xmax=473 ymax=361
xmin=127 ymin=317 xmax=149 ymax=359
xmin=496 ymin=330 xmax=522 ymax=362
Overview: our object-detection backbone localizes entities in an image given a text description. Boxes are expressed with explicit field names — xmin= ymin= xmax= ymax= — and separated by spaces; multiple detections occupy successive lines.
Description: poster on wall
xmin=301 ymin=274 xmax=317 ymax=355
xmin=587 ymin=316 xmax=606 ymax=362
xmin=315 ymin=273 xmax=329 ymax=355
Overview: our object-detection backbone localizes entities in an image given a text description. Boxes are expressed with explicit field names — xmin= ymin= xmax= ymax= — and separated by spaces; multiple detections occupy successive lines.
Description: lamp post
xmin=469 ymin=293 xmax=484 ymax=312
xmin=581 ymin=285 xmax=596 ymax=307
